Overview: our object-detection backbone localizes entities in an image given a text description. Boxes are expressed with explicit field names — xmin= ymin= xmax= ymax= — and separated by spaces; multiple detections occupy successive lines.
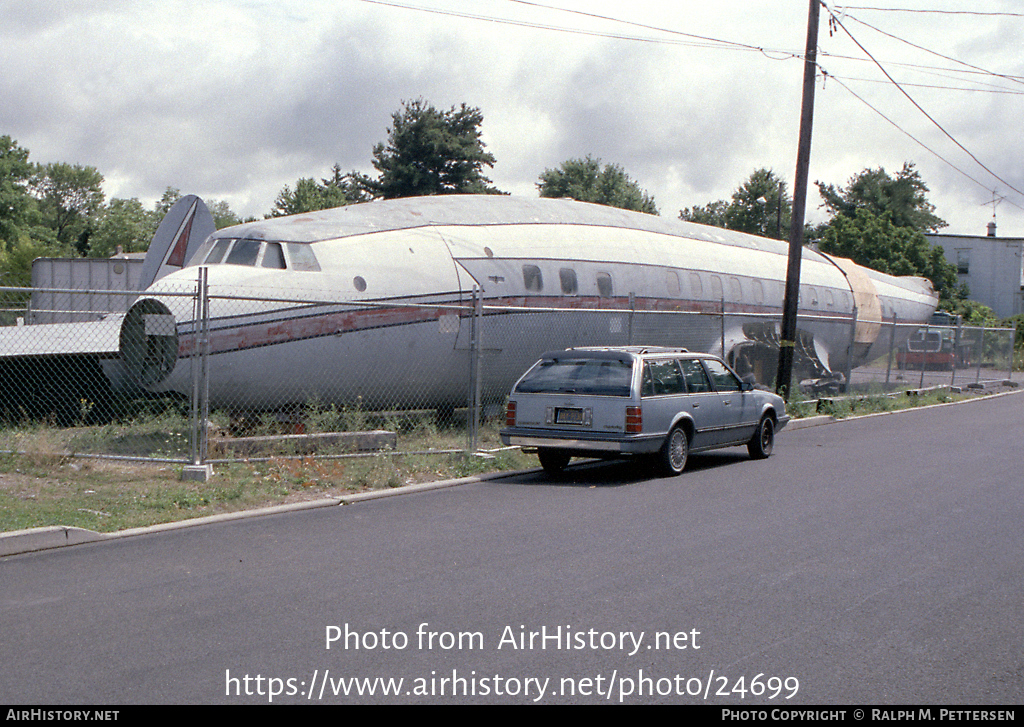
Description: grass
xmin=0 ymin=385 xmax=1016 ymax=535
xmin=0 ymin=413 xmax=534 ymax=534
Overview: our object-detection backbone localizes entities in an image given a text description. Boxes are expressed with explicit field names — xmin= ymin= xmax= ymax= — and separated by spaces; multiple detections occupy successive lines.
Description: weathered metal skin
xmin=120 ymin=195 xmax=938 ymax=410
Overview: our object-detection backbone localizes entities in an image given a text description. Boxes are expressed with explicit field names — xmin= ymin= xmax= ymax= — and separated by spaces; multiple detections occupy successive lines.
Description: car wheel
xmin=747 ymin=416 xmax=774 ymax=459
xmin=537 ymin=449 xmax=571 ymax=475
xmin=658 ymin=426 xmax=688 ymax=476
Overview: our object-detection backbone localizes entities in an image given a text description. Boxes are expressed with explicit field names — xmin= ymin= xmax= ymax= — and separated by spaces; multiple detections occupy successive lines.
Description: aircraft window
xmin=205 ymin=238 xmax=233 ymax=264
xmin=666 ymin=271 xmax=681 ymax=296
xmin=597 ymin=272 xmax=613 ymax=298
xmin=225 ymin=239 xmax=261 ymax=266
xmin=752 ymin=279 xmax=765 ymax=304
xmin=825 ymin=289 xmax=835 ymax=308
xmin=679 ymin=359 xmax=711 ymax=393
xmin=559 ymin=268 xmax=578 ymax=295
xmin=689 ymin=273 xmax=703 ymax=299
xmin=710 ymin=275 xmax=724 ymax=301
xmin=261 ymin=242 xmax=286 ymax=269
xmin=285 ymin=243 xmax=321 ymax=272
xmin=703 ymin=359 xmax=741 ymax=392
xmin=523 ymin=265 xmax=543 ymax=292
xmin=728 ymin=277 xmax=741 ymax=301
xmin=353 ymin=276 xmax=367 ymax=292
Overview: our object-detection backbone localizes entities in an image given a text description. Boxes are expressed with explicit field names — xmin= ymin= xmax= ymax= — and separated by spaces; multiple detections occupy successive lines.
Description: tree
xmin=0 ymin=136 xmax=37 ymax=248
xmin=357 ymin=99 xmax=501 ymax=198
xmin=88 ymin=198 xmax=159 ymax=258
xmin=157 ymin=186 xmax=247 ymax=229
xmin=680 ymin=168 xmax=791 ymax=239
xmin=818 ymin=209 xmax=960 ymax=308
xmin=537 ymin=155 xmax=658 ymax=215
xmin=678 ymin=199 xmax=729 ymax=228
xmin=269 ymin=176 xmax=352 ymax=217
xmin=31 ymin=162 xmax=105 ymax=247
xmin=816 ymin=162 xmax=946 ymax=233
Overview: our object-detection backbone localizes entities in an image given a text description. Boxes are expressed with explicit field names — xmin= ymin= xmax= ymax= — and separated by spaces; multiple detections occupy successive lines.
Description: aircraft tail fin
xmin=138 ymin=195 xmax=216 ymax=289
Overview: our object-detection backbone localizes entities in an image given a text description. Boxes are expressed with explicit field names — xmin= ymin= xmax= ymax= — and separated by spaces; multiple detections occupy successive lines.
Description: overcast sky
xmin=2 ymin=0 xmax=1022 ymax=236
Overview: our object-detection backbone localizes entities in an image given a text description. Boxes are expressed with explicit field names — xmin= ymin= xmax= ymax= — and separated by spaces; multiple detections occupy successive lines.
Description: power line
xmin=354 ymin=0 xmax=790 ymax=53
xmin=842 ymin=12 xmax=1024 ymax=88
xmin=824 ymin=4 xmax=1024 ymax=202
xmin=834 ymin=6 xmax=1024 ymax=18
xmin=826 ymin=73 xmax=1024 ymax=95
xmin=827 ymin=71 xmax=1024 ymax=214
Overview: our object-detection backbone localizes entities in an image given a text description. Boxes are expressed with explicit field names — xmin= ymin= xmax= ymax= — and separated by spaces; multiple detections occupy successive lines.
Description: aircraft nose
xmin=119 ymin=298 xmax=179 ymax=388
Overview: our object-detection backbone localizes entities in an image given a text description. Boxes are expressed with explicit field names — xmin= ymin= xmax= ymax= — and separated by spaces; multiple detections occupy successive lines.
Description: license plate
xmin=555 ymin=408 xmax=584 ymax=425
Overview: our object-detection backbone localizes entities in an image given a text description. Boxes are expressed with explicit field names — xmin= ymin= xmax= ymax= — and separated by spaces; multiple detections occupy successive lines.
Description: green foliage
xmin=680 ymin=168 xmax=791 ymax=238
xmin=0 ymin=234 xmax=65 ymax=287
xmin=358 ymin=99 xmax=502 ymax=199
xmin=88 ymin=197 xmax=159 ymax=257
xmin=0 ymin=136 xmax=38 ymax=248
xmin=679 ymin=199 xmax=729 ymax=228
xmin=537 ymin=155 xmax=658 ymax=215
xmin=269 ymin=173 xmax=364 ymax=218
xmin=31 ymin=161 xmax=105 ymax=247
xmin=816 ymin=162 xmax=946 ymax=233
xmin=818 ymin=209 xmax=960 ymax=308
xmin=157 ymin=186 xmax=246 ymax=230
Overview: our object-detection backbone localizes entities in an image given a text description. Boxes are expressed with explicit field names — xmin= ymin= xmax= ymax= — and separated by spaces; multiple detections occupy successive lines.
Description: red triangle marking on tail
xmin=164 ymin=207 xmax=196 ymax=268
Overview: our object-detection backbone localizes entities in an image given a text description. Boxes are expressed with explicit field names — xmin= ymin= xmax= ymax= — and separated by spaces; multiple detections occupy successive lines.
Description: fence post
xmin=975 ymin=327 xmax=985 ymax=383
xmin=919 ymin=323 xmax=929 ymax=389
xmin=885 ymin=312 xmax=896 ymax=388
xmin=466 ymin=285 xmax=483 ymax=453
xmin=951 ymin=318 xmax=962 ymax=387
xmin=628 ymin=292 xmax=635 ymax=345
xmin=184 ymin=267 xmax=211 ymax=481
xmin=845 ymin=304 xmax=858 ymax=390
xmin=1008 ymin=324 xmax=1017 ymax=381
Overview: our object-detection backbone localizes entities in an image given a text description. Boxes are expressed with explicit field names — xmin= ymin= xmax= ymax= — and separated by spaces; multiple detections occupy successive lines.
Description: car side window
xmin=702 ymin=359 xmax=741 ymax=392
xmin=679 ymin=359 xmax=711 ymax=393
xmin=642 ymin=359 xmax=686 ymax=396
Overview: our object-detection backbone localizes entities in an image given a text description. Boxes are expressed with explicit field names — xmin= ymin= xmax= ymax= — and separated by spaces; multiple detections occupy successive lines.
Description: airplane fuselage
xmin=122 ymin=196 xmax=938 ymax=410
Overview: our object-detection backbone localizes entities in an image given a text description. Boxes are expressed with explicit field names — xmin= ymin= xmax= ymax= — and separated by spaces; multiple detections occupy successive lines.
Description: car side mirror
xmin=741 ymin=374 xmax=756 ymax=391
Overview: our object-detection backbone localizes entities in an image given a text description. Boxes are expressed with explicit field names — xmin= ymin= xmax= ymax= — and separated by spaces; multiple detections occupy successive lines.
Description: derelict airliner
xmin=113 ymin=194 xmax=937 ymax=412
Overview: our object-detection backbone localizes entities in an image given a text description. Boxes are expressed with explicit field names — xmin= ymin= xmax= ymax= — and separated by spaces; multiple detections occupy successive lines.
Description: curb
xmin=3 ymin=388 xmax=1021 ymax=558
xmin=0 ymin=468 xmax=532 ymax=558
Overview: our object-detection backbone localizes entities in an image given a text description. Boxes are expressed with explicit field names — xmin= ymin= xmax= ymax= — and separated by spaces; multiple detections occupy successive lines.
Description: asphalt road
xmin=2 ymin=393 xmax=1023 ymax=705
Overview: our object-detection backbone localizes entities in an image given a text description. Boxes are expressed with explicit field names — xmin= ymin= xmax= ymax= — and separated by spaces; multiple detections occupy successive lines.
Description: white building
xmin=927 ymin=222 xmax=1024 ymax=318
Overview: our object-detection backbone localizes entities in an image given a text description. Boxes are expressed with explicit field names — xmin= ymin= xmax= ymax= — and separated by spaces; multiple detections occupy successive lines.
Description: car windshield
xmin=515 ymin=358 xmax=634 ymax=397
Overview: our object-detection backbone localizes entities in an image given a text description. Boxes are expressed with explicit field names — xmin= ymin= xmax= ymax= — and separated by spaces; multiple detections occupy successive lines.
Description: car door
xmin=641 ymin=358 xmax=687 ymax=440
xmin=700 ymin=358 xmax=759 ymax=445
xmin=676 ymin=358 xmax=725 ymax=449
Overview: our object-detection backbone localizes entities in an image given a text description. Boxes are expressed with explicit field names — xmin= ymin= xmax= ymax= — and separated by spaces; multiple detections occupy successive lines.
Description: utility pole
xmin=775 ymin=0 xmax=821 ymax=400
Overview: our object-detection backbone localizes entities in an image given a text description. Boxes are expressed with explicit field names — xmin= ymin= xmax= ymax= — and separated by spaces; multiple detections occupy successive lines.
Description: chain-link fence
xmin=0 ymin=277 xmax=1017 ymax=467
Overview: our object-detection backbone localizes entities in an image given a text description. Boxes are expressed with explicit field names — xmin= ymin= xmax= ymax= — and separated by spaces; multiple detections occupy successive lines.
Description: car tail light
xmin=625 ymin=406 xmax=642 ymax=433
xmin=505 ymin=400 xmax=517 ymax=426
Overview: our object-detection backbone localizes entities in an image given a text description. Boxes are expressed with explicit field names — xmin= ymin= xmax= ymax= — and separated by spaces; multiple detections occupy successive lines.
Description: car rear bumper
xmin=500 ymin=428 xmax=662 ymax=454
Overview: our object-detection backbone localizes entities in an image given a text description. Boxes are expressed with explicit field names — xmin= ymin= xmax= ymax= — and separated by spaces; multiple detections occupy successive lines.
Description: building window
xmin=956 ymin=250 xmax=970 ymax=275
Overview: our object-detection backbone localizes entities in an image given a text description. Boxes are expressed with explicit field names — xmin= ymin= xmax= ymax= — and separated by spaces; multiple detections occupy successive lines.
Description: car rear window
xmin=515 ymin=359 xmax=634 ymax=397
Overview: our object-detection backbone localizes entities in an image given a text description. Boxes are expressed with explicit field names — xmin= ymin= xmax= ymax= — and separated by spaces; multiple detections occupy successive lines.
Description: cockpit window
xmin=225 ymin=239 xmax=261 ymax=266
xmin=285 ymin=243 xmax=321 ymax=272
xmin=261 ymin=242 xmax=286 ymax=269
xmin=190 ymin=237 xmax=320 ymax=272
xmin=204 ymin=238 xmax=233 ymax=264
